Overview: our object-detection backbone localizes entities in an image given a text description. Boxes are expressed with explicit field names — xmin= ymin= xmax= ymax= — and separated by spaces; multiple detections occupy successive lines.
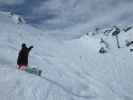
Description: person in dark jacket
xmin=17 ymin=43 xmax=33 ymax=70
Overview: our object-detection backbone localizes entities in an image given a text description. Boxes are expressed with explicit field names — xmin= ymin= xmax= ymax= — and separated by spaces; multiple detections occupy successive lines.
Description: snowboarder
xmin=17 ymin=43 xmax=33 ymax=70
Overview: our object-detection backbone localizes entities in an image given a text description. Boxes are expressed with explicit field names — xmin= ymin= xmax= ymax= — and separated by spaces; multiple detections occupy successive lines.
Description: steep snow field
xmin=0 ymin=12 xmax=133 ymax=100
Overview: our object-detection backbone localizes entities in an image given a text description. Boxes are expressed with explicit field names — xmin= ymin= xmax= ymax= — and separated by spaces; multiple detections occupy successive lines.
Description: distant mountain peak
xmin=0 ymin=11 xmax=26 ymax=24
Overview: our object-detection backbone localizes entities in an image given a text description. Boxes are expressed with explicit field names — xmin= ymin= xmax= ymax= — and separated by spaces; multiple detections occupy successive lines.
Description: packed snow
xmin=0 ymin=12 xmax=133 ymax=100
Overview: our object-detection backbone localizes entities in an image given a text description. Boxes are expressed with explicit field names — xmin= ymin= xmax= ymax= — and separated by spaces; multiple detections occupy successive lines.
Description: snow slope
xmin=0 ymin=12 xmax=133 ymax=100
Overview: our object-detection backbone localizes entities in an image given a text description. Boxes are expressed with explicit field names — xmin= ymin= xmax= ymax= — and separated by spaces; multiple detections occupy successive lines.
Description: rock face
xmin=10 ymin=12 xmax=26 ymax=24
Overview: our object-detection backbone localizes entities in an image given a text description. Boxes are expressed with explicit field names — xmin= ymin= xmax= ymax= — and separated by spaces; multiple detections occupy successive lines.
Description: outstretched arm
xmin=28 ymin=46 xmax=33 ymax=52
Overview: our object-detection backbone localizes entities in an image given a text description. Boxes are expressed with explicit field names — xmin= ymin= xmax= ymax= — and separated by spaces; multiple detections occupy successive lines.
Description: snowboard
xmin=25 ymin=67 xmax=42 ymax=76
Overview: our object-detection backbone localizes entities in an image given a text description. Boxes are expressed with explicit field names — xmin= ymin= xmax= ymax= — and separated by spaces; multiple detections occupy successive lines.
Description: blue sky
xmin=0 ymin=0 xmax=133 ymax=33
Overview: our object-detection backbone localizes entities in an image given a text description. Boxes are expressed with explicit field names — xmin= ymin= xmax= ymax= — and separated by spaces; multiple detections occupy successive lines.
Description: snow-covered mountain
xmin=0 ymin=12 xmax=133 ymax=100
xmin=0 ymin=0 xmax=133 ymax=33
xmin=34 ymin=0 xmax=133 ymax=33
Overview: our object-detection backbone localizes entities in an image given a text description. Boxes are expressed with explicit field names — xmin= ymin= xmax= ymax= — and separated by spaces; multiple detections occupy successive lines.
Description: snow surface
xmin=0 ymin=12 xmax=133 ymax=100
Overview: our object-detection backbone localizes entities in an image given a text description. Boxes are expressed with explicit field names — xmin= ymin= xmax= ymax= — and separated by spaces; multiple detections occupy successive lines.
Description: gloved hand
xmin=30 ymin=46 xmax=34 ymax=48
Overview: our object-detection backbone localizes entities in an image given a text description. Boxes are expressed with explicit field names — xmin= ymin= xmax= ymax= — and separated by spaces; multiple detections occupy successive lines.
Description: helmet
xmin=22 ymin=43 xmax=26 ymax=48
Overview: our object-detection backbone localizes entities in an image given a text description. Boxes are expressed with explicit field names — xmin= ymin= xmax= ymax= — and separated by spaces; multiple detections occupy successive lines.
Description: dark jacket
xmin=17 ymin=46 xmax=33 ymax=66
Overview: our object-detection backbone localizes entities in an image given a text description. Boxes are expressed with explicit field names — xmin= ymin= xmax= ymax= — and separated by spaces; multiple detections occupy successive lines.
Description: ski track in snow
xmin=0 ymin=66 xmax=116 ymax=100
xmin=30 ymin=55 xmax=121 ymax=100
xmin=0 ymin=67 xmax=113 ymax=100
xmin=0 ymin=67 xmax=95 ymax=100
xmin=41 ymin=76 xmax=96 ymax=99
